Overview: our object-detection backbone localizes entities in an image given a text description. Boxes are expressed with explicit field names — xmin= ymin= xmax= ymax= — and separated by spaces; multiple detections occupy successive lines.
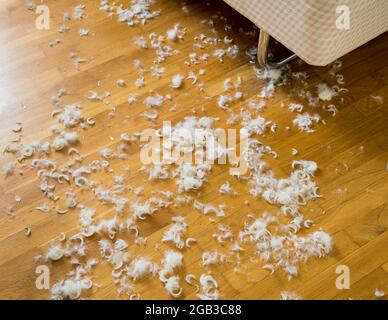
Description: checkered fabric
xmin=223 ymin=0 xmax=388 ymax=66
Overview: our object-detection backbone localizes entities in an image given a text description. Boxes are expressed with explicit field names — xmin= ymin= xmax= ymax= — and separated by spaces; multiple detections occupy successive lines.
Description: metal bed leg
xmin=257 ymin=29 xmax=297 ymax=68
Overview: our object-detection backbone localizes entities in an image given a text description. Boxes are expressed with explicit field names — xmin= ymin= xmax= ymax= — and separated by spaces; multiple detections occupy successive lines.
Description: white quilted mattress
xmin=223 ymin=0 xmax=388 ymax=66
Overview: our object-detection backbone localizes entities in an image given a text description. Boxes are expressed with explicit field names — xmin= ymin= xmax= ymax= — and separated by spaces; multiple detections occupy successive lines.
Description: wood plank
xmin=0 ymin=0 xmax=387 ymax=300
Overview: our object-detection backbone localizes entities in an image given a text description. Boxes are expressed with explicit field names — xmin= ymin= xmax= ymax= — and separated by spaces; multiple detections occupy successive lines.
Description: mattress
xmin=223 ymin=0 xmax=388 ymax=66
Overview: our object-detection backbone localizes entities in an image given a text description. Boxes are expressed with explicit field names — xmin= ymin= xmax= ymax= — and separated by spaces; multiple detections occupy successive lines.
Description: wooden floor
xmin=0 ymin=0 xmax=387 ymax=300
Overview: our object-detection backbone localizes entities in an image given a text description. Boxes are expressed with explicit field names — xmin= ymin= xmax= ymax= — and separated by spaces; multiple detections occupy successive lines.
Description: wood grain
xmin=0 ymin=0 xmax=387 ymax=300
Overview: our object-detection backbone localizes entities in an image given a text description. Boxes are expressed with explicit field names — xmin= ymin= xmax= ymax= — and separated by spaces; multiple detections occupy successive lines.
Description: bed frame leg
xmin=257 ymin=29 xmax=297 ymax=68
